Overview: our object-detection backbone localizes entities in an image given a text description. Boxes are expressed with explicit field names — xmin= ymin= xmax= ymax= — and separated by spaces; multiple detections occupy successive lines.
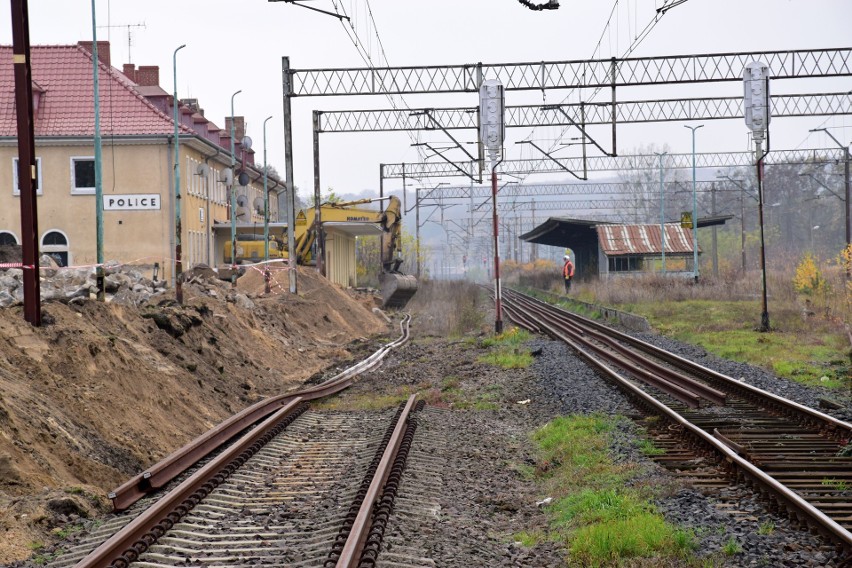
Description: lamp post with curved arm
xmin=654 ymin=152 xmax=667 ymax=274
xmin=229 ymin=89 xmax=241 ymax=287
xmin=172 ymin=44 xmax=186 ymax=303
xmin=684 ymin=125 xmax=704 ymax=282
xmin=263 ymin=115 xmax=273 ymax=293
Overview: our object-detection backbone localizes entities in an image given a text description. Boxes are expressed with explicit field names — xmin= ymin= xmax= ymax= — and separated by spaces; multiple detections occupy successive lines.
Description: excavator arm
xmin=293 ymin=196 xmax=417 ymax=308
xmin=223 ymin=196 xmax=417 ymax=308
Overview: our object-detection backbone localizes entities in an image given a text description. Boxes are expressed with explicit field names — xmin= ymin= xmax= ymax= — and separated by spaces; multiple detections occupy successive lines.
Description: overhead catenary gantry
xmin=380 ymin=148 xmax=847 ymax=181
xmin=317 ymin=93 xmax=852 ymax=133
xmin=280 ymin=48 xmax=852 ymax=272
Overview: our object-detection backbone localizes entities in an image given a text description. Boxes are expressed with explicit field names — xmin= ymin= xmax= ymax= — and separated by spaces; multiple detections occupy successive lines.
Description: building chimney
xmin=136 ymin=65 xmax=160 ymax=87
xmin=225 ymin=116 xmax=246 ymax=145
xmin=77 ymin=41 xmax=111 ymax=67
xmin=122 ymin=64 xmax=136 ymax=81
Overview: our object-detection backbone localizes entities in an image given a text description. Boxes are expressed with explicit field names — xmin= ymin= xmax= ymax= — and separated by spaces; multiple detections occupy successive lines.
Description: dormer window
xmin=32 ymin=80 xmax=45 ymax=112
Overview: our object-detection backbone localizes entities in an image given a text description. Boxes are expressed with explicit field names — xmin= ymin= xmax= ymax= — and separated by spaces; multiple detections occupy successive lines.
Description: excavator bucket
xmin=380 ymin=272 xmax=418 ymax=309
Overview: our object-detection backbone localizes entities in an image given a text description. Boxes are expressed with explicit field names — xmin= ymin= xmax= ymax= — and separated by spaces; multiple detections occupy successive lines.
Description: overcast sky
xmin=1 ymin=0 xmax=850 ymax=201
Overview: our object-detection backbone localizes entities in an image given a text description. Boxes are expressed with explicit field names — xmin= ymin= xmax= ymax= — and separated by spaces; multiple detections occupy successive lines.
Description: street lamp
xmin=717 ymin=174 xmax=755 ymax=273
xmin=810 ymin=127 xmax=851 ymax=278
xmin=172 ymin=44 xmax=186 ymax=304
xmin=684 ymin=125 xmax=704 ymax=282
xmin=263 ymin=115 xmax=273 ymax=294
xmin=413 ymin=182 xmax=449 ymax=279
xmin=229 ymin=89 xmax=242 ymax=287
xmin=654 ymin=152 xmax=667 ymax=274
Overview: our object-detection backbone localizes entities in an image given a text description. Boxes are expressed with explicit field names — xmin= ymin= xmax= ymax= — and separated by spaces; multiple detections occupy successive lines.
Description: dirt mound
xmin=0 ymin=266 xmax=388 ymax=563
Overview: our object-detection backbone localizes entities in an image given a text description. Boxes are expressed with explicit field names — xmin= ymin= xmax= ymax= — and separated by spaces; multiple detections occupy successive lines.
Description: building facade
xmin=0 ymin=41 xmax=281 ymax=281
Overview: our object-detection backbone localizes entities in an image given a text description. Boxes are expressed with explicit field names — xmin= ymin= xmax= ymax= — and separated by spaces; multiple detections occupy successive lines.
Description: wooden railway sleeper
xmin=358 ymin=417 xmax=419 ymax=567
xmin=81 ymin=402 xmax=308 ymax=568
xmin=326 ymin=402 xmax=409 ymax=565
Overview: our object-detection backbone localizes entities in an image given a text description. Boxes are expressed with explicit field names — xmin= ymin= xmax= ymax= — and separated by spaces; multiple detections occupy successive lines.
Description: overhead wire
xmin=517 ymin=0 xmax=680 ymax=180
xmin=329 ymin=0 xmax=426 ymax=165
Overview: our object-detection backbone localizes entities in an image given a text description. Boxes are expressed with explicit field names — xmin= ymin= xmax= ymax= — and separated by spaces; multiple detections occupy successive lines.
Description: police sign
xmin=103 ymin=194 xmax=161 ymax=211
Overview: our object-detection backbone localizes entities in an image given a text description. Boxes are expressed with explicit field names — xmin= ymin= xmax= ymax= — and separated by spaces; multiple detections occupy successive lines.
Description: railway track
xmin=501 ymin=287 xmax=852 ymax=556
xmin=48 ymin=316 xmax=424 ymax=568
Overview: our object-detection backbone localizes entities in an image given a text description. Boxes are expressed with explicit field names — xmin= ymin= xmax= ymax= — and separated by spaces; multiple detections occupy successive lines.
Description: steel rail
xmin=109 ymin=314 xmax=411 ymax=511
xmin=505 ymin=290 xmax=727 ymax=405
xmin=75 ymin=398 xmax=307 ymax=568
xmin=501 ymin=290 xmax=852 ymax=551
xmin=334 ymin=395 xmax=418 ymax=568
xmin=499 ymin=289 xmax=710 ymax=408
xmin=514 ymin=291 xmax=852 ymax=440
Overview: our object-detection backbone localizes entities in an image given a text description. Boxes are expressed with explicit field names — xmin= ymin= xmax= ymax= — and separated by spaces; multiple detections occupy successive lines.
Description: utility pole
xmin=711 ymin=182 xmax=718 ymax=277
xmin=229 ymin=90 xmax=241 ymax=288
xmin=655 ymin=152 xmax=667 ymax=274
xmin=172 ymin=44 xmax=186 ymax=304
xmin=685 ymin=125 xmax=703 ymax=283
xmin=481 ymin=79 xmax=505 ymax=334
xmin=10 ymin=0 xmax=40 ymax=325
xmin=744 ymin=61 xmax=771 ymax=332
xmin=415 ymin=187 xmax=421 ymax=279
xmin=92 ymin=2 xmax=105 ymax=301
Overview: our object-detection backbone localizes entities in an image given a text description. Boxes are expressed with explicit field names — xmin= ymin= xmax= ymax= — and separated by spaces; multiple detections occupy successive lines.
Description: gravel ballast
xmin=344 ymin=320 xmax=848 ymax=566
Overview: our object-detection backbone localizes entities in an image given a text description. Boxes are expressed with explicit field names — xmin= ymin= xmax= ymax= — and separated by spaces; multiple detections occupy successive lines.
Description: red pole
xmin=756 ymin=147 xmax=770 ymax=332
xmin=10 ymin=0 xmax=40 ymax=326
xmin=491 ymin=166 xmax=503 ymax=333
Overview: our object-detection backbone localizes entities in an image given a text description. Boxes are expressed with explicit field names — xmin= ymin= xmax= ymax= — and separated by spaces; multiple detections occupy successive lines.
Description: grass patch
xmin=758 ymin=521 xmax=775 ymax=535
xmin=52 ymin=524 xmax=84 ymax=539
xmin=478 ymin=351 xmax=533 ymax=369
xmin=530 ymin=415 xmax=696 ymax=565
xmin=612 ymin=299 xmax=849 ymax=390
xmin=481 ymin=327 xmax=533 ymax=349
xmin=821 ymin=477 xmax=849 ymax=491
xmin=722 ymin=536 xmax=742 ymax=556
xmin=514 ymin=530 xmax=546 ymax=547
xmin=570 ymin=512 xmax=695 ymax=564
xmin=478 ymin=328 xmax=535 ymax=370
xmin=315 ymin=383 xmax=430 ymax=411
xmin=638 ymin=438 xmax=666 ymax=457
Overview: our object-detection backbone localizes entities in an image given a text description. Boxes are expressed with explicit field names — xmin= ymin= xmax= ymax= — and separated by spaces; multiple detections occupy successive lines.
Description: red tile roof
xmin=0 ymin=45 xmax=189 ymax=137
xmin=596 ymin=223 xmax=700 ymax=256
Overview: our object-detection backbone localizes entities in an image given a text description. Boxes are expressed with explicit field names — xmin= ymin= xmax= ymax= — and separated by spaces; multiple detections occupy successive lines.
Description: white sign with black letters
xmin=103 ymin=194 xmax=161 ymax=211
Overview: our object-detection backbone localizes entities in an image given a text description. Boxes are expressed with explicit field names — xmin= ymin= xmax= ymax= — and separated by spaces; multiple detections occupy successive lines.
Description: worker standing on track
xmin=562 ymin=254 xmax=575 ymax=293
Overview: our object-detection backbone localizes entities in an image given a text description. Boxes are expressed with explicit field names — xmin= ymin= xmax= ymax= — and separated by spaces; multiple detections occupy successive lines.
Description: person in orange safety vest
xmin=562 ymin=255 xmax=575 ymax=293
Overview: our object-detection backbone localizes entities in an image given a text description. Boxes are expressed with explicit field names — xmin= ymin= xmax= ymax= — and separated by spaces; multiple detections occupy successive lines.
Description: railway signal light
xmin=479 ymin=79 xmax=505 ymax=163
xmin=744 ymin=61 xmax=771 ymax=140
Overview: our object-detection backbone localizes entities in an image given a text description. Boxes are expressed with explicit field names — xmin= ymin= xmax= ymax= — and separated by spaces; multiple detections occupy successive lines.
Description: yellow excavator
xmin=223 ymin=195 xmax=417 ymax=308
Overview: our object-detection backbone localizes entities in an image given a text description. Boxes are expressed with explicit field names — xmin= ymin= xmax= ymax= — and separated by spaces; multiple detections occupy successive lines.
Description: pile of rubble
xmin=0 ymin=256 xmax=169 ymax=308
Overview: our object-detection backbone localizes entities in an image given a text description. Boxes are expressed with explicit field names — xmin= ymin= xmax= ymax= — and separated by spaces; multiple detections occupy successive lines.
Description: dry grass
xmin=405 ymin=279 xmax=488 ymax=337
xmin=570 ymin=267 xmax=850 ymax=330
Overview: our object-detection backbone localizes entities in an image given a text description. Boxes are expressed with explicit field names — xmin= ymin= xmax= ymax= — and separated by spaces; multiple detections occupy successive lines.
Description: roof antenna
xmin=97 ymin=21 xmax=146 ymax=64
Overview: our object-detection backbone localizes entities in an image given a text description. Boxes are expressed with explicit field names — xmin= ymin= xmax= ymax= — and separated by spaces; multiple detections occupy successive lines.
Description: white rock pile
xmin=0 ymin=256 xmax=167 ymax=307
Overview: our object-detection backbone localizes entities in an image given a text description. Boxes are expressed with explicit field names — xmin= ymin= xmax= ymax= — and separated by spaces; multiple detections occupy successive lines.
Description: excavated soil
xmin=0 ymin=267 xmax=387 ymax=564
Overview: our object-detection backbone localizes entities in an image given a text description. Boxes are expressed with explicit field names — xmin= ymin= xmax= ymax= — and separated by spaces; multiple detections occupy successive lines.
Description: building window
xmin=41 ymin=230 xmax=69 ymax=267
xmin=12 ymin=157 xmax=43 ymax=196
xmin=0 ymin=231 xmax=19 ymax=246
xmin=71 ymin=157 xmax=96 ymax=194
xmin=608 ymin=256 xmax=642 ymax=272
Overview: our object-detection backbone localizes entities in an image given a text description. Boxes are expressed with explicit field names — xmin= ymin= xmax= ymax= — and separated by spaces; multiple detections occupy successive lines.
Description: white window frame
xmin=0 ymin=230 xmax=20 ymax=246
xmin=12 ymin=157 xmax=43 ymax=196
xmin=41 ymin=229 xmax=71 ymax=267
xmin=70 ymin=156 xmax=96 ymax=195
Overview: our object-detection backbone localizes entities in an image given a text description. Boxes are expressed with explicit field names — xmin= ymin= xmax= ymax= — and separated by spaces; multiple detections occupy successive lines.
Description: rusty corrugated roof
xmin=596 ymin=223 xmax=699 ymax=256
